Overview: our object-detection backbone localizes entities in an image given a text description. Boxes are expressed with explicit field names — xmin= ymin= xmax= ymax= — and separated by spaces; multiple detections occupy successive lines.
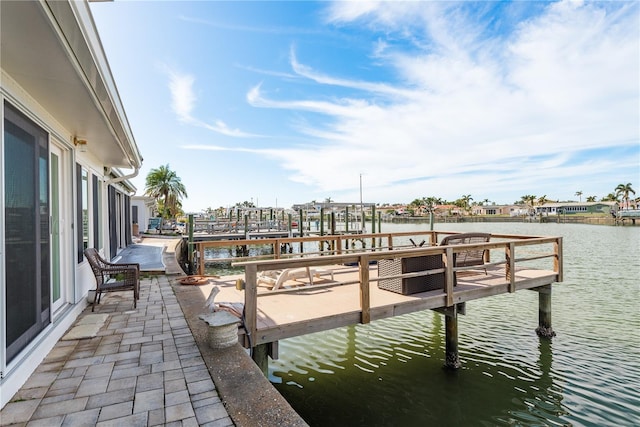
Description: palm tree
xmin=615 ymin=183 xmax=635 ymax=209
xmin=601 ymin=192 xmax=619 ymax=202
xmin=575 ymin=191 xmax=583 ymax=203
xmin=460 ymin=194 xmax=473 ymax=214
xmin=423 ymin=196 xmax=439 ymax=212
xmin=144 ymin=164 xmax=188 ymax=233
xmin=235 ymin=200 xmax=255 ymax=208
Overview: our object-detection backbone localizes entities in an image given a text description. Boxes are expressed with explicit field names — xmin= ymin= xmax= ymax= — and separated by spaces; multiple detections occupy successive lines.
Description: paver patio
xmin=0 ymin=275 xmax=233 ymax=427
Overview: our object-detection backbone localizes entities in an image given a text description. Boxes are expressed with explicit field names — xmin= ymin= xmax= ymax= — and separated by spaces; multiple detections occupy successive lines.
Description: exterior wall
xmin=0 ymin=87 xmax=136 ymax=408
xmin=471 ymin=206 xmax=510 ymax=215
xmin=131 ymin=196 xmax=155 ymax=234
xmin=536 ymin=202 xmax=618 ymax=216
xmin=0 ymin=1 xmax=141 ymax=409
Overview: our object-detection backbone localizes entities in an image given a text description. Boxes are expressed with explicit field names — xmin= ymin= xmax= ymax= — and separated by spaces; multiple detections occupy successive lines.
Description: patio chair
xmin=440 ymin=232 xmax=491 ymax=272
xmin=84 ymin=248 xmax=140 ymax=311
xmin=257 ymin=267 xmax=334 ymax=290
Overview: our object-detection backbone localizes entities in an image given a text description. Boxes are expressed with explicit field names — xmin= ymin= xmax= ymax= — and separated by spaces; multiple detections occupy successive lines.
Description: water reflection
xmin=272 ymin=310 xmax=576 ymax=426
xmin=228 ymin=223 xmax=639 ymax=426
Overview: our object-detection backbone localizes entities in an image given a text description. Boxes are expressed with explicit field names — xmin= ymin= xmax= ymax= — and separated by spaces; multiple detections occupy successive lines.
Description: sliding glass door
xmin=4 ymin=103 xmax=50 ymax=363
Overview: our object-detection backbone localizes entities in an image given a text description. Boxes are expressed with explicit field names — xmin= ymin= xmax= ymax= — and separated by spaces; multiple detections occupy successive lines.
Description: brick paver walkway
xmin=0 ymin=275 xmax=233 ymax=426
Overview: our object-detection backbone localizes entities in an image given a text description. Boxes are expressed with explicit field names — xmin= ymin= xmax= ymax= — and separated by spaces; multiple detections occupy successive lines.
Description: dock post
xmin=445 ymin=310 xmax=461 ymax=369
xmin=188 ymin=214 xmax=194 ymax=275
xmin=345 ymin=206 xmax=349 ymax=233
xmin=370 ymin=205 xmax=376 ymax=249
xmin=298 ymin=208 xmax=304 ymax=253
xmin=535 ymin=285 xmax=556 ymax=338
xmin=330 ymin=211 xmax=336 ymax=235
xmin=252 ymin=344 xmax=269 ymax=375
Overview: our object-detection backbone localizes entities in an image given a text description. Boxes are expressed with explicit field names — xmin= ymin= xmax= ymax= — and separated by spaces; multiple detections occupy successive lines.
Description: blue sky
xmin=90 ymin=0 xmax=639 ymax=213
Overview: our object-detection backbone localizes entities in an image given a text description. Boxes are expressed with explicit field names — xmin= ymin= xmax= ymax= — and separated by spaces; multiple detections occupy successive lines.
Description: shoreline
xmin=388 ymin=215 xmax=637 ymax=226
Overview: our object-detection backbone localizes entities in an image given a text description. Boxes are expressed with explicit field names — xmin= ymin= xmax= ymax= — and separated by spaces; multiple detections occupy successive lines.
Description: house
xmin=434 ymin=204 xmax=463 ymax=217
xmin=471 ymin=205 xmax=517 ymax=216
xmin=535 ymin=202 xmax=618 ymax=216
xmin=131 ymin=195 xmax=157 ymax=234
xmin=1 ymin=0 xmax=143 ymax=408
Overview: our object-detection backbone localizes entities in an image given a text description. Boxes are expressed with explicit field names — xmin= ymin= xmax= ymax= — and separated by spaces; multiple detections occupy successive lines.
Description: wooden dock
xmin=190 ymin=231 xmax=562 ymax=371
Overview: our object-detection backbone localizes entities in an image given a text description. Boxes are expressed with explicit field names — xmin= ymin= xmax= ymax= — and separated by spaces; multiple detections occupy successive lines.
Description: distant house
xmin=434 ymin=204 xmax=463 ymax=216
xmin=471 ymin=205 xmax=517 ymax=215
xmin=131 ymin=196 xmax=157 ymax=234
xmin=1 ymin=1 xmax=143 ymax=408
xmin=535 ymin=202 xmax=618 ymax=216
xmin=510 ymin=206 xmax=535 ymax=217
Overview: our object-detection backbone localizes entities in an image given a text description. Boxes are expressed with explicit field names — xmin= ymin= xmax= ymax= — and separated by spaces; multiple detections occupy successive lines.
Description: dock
xmin=616 ymin=209 xmax=640 ymax=225
xmin=188 ymin=230 xmax=563 ymax=371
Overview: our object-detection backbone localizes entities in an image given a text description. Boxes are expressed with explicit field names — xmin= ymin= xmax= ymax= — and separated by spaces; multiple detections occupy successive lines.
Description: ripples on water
xmin=254 ymin=222 xmax=639 ymax=426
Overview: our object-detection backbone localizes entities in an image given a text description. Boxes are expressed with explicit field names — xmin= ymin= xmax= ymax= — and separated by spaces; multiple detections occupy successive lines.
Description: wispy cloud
xmin=164 ymin=65 xmax=260 ymax=138
xmin=179 ymin=15 xmax=321 ymax=36
xmin=181 ymin=144 xmax=260 ymax=153
xmin=201 ymin=120 xmax=260 ymax=138
xmin=289 ymin=47 xmax=413 ymax=98
xmin=167 ymin=69 xmax=195 ymax=122
xmin=247 ymin=83 xmax=380 ymax=119
xmin=239 ymin=0 xmax=639 ymax=201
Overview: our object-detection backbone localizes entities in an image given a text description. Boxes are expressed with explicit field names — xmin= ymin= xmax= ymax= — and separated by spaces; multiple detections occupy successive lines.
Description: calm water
xmin=264 ymin=222 xmax=640 ymax=426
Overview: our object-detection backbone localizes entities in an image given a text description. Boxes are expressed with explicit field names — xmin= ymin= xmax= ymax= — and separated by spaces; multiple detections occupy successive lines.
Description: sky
xmin=89 ymin=0 xmax=639 ymax=213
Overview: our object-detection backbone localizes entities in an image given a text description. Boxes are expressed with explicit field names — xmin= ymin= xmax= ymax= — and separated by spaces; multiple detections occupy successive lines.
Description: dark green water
xmin=263 ymin=223 xmax=639 ymax=426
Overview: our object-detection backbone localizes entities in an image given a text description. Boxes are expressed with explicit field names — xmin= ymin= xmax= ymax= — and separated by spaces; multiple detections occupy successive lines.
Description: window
xmin=76 ymin=164 xmax=89 ymax=262
xmin=93 ymin=175 xmax=102 ymax=250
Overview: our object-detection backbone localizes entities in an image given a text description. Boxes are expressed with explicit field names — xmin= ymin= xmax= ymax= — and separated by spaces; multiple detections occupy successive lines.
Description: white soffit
xmin=0 ymin=0 xmax=141 ymax=169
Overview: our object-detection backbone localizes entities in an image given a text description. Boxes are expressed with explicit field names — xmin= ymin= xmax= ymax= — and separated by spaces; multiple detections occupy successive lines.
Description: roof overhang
xmin=0 ymin=0 xmax=142 ymax=170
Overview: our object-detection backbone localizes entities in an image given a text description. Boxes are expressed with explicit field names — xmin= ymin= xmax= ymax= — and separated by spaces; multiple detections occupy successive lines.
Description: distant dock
xmin=616 ymin=209 xmax=639 ymax=225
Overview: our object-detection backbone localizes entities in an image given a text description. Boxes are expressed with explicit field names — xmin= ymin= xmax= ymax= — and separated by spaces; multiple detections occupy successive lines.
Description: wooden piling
xmin=345 ymin=206 xmax=349 ymax=233
xmin=298 ymin=209 xmax=304 ymax=253
xmin=188 ymin=214 xmax=194 ymax=275
xmin=252 ymin=343 xmax=269 ymax=375
xmin=330 ymin=211 xmax=336 ymax=235
xmin=445 ymin=311 xmax=461 ymax=369
xmin=535 ymin=285 xmax=556 ymax=338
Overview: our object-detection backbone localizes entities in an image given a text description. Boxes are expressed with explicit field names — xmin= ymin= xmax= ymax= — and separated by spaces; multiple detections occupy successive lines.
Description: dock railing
xmin=195 ymin=230 xmax=460 ymax=275
xmin=227 ymin=232 xmax=562 ymax=347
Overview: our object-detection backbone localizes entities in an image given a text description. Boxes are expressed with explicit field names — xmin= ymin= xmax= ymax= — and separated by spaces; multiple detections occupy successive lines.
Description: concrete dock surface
xmin=0 ymin=237 xmax=306 ymax=427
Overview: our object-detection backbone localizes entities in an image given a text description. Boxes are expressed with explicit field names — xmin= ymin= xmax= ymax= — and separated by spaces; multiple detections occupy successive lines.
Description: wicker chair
xmin=84 ymin=248 xmax=140 ymax=311
xmin=440 ymin=232 xmax=491 ymax=270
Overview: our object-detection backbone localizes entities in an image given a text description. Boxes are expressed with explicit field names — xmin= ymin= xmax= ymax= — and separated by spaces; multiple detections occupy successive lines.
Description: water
xmin=264 ymin=222 xmax=640 ymax=426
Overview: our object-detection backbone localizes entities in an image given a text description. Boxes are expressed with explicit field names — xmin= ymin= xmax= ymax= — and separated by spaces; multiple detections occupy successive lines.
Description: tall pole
xmin=360 ymin=173 xmax=365 ymax=233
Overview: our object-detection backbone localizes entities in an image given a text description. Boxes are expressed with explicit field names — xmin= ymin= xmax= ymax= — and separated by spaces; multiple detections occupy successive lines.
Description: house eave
xmin=0 ymin=0 xmax=142 ymax=170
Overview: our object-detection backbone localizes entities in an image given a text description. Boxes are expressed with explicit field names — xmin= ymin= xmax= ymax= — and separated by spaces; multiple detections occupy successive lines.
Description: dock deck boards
xmin=195 ymin=264 xmax=557 ymax=345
